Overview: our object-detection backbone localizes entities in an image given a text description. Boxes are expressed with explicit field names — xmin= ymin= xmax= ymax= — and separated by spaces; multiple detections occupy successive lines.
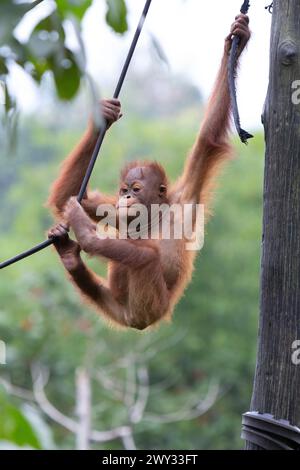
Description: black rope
xmin=77 ymin=0 xmax=152 ymax=202
xmin=228 ymin=0 xmax=253 ymax=144
xmin=0 ymin=0 xmax=152 ymax=270
xmin=265 ymin=2 xmax=273 ymax=14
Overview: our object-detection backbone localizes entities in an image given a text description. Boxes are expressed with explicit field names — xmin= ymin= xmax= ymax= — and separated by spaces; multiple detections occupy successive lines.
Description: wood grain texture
xmin=245 ymin=0 xmax=300 ymax=450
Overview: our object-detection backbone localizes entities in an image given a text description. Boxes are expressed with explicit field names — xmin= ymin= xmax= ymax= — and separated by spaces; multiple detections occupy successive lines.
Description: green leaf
xmin=28 ymin=57 xmax=49 ymax=83
xmin=26 ymin=12 xmax=66 ymax=82
xmin=32 ymin=12 xmax=65 ymax=41
xmin=4 ymin=82 xmax=15 ymax=114
xmin=105 ymin=0 xmax=128 ymax=34
xmin=51 ymin=49 xmax=81 ymax=100
xmin=55 ymin=0 xmax=93 ymax=20
xmin=0 ymin=392 xmax=42 ymax=449
xmin=0 ymin=58 xmax=9 ymax=76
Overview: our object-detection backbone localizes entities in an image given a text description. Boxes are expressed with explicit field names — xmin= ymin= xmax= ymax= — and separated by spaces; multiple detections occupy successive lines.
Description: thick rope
xmin=228 ymin=0 xmax=253 ymax=144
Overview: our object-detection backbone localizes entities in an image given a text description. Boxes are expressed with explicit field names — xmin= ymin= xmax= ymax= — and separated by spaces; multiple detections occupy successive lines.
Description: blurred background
xmin=0 ymin=0 xmax=271 ymax=450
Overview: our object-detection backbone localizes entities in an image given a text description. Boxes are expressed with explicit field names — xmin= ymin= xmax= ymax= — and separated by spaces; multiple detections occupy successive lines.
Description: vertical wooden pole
xmin=245 ymin=0 xmax=300 ymax=450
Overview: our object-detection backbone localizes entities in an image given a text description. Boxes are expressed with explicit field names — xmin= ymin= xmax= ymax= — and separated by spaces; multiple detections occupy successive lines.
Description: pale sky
xmin=12 ymin=0 xmax=272 ymax=130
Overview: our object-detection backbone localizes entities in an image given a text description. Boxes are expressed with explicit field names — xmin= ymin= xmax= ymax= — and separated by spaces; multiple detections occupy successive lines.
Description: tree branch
xmin=144 ymin=381 xmax=219 ymax=424
xmin=75 ymin=367 xmax=91 ymax=450
xmin=129 ymin=366 xmax=149 ymax=424
xmin=31 ymin=365 xmax=78 ymax=434
xmin=0 ymin=376 xmax=34 ymax=401
xmin=30 ymin=364 xmax=133 ymax=444
xmin=121 ymin=430 xmax=137 ymax=451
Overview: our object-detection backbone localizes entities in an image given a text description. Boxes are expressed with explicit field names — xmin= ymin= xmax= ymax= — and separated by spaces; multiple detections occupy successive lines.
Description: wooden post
xmin=245 ymin=0 xmax=300 ymax=450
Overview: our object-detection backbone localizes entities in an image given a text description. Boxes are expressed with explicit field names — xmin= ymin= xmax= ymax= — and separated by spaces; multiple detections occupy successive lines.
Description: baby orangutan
xmin=47 ymin=14 xmax=250 ymax=330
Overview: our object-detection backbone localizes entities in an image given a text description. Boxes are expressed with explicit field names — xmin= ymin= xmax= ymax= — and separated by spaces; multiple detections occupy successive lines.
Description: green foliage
xmin=0 ymin=0 xmax=128 ymax=112
xmin=56 ymin=0 xmax=93 ymax=20
xmin=0 ymin=390 xmax=42 ymax=449
xmin=105 ymin=0 xmax=128 ymax=34
xmin=0 ymin=1 xmax=43 ymax=44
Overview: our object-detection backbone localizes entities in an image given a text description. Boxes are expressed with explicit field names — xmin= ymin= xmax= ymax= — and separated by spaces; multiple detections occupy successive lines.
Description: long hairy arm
xmin=47 ymin=127 xmax=98 ymax=218
xmin=171 ymin=14 xmax=250 ymax=216
xmin=47 ymin=99 xmax=121 ymax=219
xmin=48 ymin=223 xmax=126 ymax=327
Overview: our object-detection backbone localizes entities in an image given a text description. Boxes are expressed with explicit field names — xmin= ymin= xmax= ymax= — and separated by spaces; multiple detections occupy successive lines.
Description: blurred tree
xmin=0 ymin=347 xmax=219 ymax=450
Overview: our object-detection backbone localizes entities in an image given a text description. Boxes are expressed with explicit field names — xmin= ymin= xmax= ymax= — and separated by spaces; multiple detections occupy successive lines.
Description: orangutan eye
xmin=159 ymin=185 xmax=166 ymax=193
xmin=120 ymin=187 xmax=128 ymax=195
xmin=133 ymin=187 xmax=141 ymax=193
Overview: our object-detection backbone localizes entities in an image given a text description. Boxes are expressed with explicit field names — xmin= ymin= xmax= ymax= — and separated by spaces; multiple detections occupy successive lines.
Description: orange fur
xmin=120 ymin=160 xmax=169 ymax=186
xmin=47 ymin=25 xmax=250 ymax=330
